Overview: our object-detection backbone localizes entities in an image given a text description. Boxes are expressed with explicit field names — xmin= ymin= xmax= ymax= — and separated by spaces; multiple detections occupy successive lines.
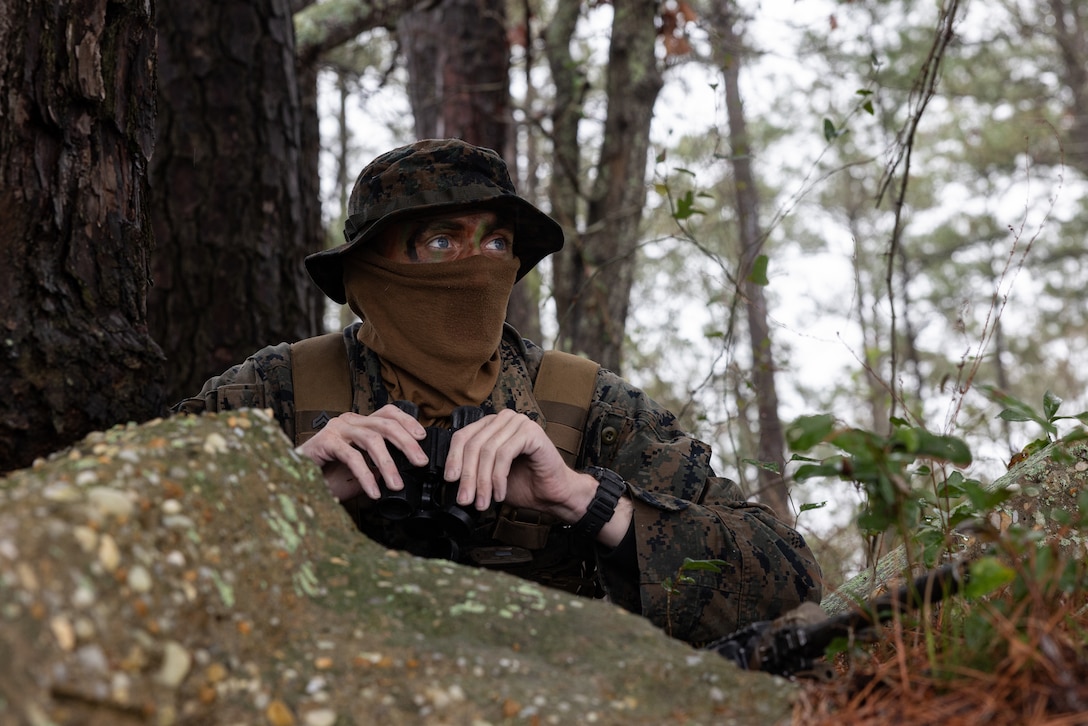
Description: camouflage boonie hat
xmin=305 ymin=138 xmax=565 ymax=304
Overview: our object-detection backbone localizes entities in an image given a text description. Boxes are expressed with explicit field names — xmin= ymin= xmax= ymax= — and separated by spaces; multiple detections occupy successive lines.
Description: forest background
xmin=2 ymin=0 xmax=1085 ymax=593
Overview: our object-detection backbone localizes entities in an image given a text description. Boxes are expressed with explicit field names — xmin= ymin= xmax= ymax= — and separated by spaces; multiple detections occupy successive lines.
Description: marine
xmin=175 ymin=138 xmax=822 ymax=645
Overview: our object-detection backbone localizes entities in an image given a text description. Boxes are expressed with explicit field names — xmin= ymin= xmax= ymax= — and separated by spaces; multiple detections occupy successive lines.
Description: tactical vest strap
xmin=289 ymin=333 xmax=601 ymax=563
xmin=492 ymin=504 xmax=559 ymax=550
xmin=487 ymin=349 xmax=600 ymax=552
xmin=291 ymin=332 xmax=352 ymax=445
xmin=533 ymin=350 xmax=600 ymax=468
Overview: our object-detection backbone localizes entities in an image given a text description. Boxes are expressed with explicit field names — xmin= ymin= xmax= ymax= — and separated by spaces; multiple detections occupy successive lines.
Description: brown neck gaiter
xmin=343 ymin=250 xmax=519 ymax=425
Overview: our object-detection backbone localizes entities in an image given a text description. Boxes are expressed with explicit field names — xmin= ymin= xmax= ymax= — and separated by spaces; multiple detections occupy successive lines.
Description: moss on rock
xmin=0 ymin=409 xmax=796 ymax=725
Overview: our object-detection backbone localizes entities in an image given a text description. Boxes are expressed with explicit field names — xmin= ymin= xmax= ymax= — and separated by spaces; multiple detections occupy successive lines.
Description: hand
xmin=296 ymin=404 xmax=427 ymax=502
xmin=441 ymin=410 xmax=633 ymax=546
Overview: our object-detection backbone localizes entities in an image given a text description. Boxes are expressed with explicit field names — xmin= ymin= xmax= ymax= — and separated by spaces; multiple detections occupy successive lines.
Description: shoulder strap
xmin=288 ymin=335 xmax=598 ymax=459
xmin=291 ymin=332 xmax=353 ymax=446
xmin=533 ymin=349 xmax=600 ymax=468
xmin=492 ymin=348 xmax=601 ymax=553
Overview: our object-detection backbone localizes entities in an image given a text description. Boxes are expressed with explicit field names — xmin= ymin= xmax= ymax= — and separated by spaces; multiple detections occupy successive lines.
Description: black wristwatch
xmin=573 ymin=466 xmax=627 ymax=541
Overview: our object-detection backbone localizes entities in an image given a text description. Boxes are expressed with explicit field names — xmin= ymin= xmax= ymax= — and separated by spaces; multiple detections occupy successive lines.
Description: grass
xmin=792 ymin=547 xmax=1088 ymax=725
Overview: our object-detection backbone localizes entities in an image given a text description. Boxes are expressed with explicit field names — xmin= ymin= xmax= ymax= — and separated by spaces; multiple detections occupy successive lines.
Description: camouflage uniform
xmin=177 ymin=138 xmax=822 ymax=644
xmin=176 ymin=322 xmax=822 ymax=645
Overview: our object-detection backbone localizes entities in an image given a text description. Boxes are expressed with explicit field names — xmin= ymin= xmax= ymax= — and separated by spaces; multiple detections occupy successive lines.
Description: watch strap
xmin=573 ymin=466 xmax=627 ymax=541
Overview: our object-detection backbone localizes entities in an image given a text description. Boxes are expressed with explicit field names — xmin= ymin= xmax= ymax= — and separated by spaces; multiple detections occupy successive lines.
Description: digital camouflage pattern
xmin=305 ymin=139 xmax=565 ymax=303
xmin=175 ymin=324 xmax=823 ymax=645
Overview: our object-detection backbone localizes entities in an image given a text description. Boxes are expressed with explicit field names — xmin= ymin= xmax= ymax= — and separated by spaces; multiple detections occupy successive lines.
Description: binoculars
xmin=376 ymin=400 xmax=484 ymax=542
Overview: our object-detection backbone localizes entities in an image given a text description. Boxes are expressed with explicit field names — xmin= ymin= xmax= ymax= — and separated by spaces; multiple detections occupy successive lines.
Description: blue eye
xmin=426 ymin=236 xmax=453 ymax=250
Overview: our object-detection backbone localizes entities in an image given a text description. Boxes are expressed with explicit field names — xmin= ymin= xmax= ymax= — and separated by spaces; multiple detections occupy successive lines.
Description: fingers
xmin=297 ymin=404 xmax=427 ymax=501
xmin=446 ymin=410 xmax=541 ymax=511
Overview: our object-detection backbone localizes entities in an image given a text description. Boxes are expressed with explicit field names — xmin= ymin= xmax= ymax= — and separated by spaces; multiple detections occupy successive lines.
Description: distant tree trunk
xmin=549 ymin=0 xmax=662 ymax=373
xmin=544 ymin=1 xmax=585 ymax=348
xmin=0 ymin=0 xmax=165 ymax=473
xmin=850 ymin=221 xmax=890 ymax=436
xmin=399 ymin=0 xmax=540 ymax=338
xmin=401 ymin=0 xmax=509 ymax=144
xmin=714 ymin=7 xmax=793 ymax=524
xmin=150 ymin=0 xmax=318 ymax=404
xmin=298 ymin=61 xmax=330 ymax=332
xmin=1046 ymin=0 xmax=1088 ymax=175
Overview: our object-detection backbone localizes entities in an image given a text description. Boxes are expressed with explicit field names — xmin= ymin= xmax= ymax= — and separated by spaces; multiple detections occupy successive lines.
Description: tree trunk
xmin=400 ymin=0 xmax=509 ymax=144
xmin=1047 ymin=0 xmax=1088 ymax=176
xmin=714 ymin=7 xmax=793 ymax=524
xmin=544 ymin=0 xmax=585 ymax=347
xmin=399 ymin=0 xmax=539 ymax=337
xmin=0 ymin=0 xmax=165 ymax=473
xmin=150 ymin=0 xmax=318 ymax=405
xmin=298 ymin=61 xmax=330 ymax=332
xmin=550 ymin=0 xmax=662 ymax=373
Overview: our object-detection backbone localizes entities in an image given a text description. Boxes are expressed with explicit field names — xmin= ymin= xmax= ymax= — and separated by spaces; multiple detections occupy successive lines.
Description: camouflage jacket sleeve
xmin=576 ymin=364 xmax=823 ymax=645
xmin=171 ymin=343 xmax=297 ymax=441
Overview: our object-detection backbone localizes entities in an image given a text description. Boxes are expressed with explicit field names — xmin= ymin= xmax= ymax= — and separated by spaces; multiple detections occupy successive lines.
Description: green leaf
xmin=793 ymin=461 xmax=843 ymax=481
xmin=857 ymin=507 xmax=895 ymax=534
xmin=741 ymin=457 xmax=780 ymax=473
xmin=862 ymin=99 xmax=874 ymax=115
xmin=1062 ymin=429 xmax=1088 ymax=445
xmin=961 ymin=478 xmax=1011 ymax=512
xmin=965 ymin=556 xmax=1016 ymax=599
xmin=823 ymin=636 xmax=853 ymax=659
xmin=823 ymin=118 xmax=837 ymax=141
xmin=997 ymin=408 xmax=1035 ymax=423
xmin=893 ymin=428 xmax=972 ymax=466
xmin=787 ymin=414 xmax=836 ymax=451
xmin=828 ymin=428 xmax=880 ymax=458
xmin=936 ymin=471 xmax=968 ymax=499
xmin=746 ymin=254 xmax=769 ymax=286
xmin=894 ymin=426 xmax=920 ymax=453
xmin=680 ymin=558 xmax=727 ymax=573
xmin=981 ymin=385 xmax=1054 ymax=435
xmin=674 ymin=190 xmax=705 ymax=221
xmin=799 ymin=501 xmax=827 ymax=513
xmin=1043 ymin=390 xmax=1063 ymax=421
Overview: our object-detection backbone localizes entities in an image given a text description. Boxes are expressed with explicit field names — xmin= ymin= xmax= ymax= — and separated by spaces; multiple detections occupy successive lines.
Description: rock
xmin=0 ymin=410 xmax=796 ymax=724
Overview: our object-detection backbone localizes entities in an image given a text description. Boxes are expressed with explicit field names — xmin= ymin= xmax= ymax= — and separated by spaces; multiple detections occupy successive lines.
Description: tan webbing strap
xmin=491 ymin=504 xmax=559 ymax=550
xmin=291 ymin=332 xmax=353 ymax=446
xmin=491 ymin=349 xmax=600 ymax=550
xmin=534 ymin=349 xmax=600 ymax=468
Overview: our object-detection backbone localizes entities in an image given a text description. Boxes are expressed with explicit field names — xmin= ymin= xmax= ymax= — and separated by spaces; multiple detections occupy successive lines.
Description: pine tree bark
xmin=548 ymin=0 xmax=662 ymax=373
xmin=398 ymin=0 xmax=543 ymax=338
xmin=150 ymin=0 xmax=318 ymax=404
xmin=0 ymin=0 xmax=165 ymax=473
